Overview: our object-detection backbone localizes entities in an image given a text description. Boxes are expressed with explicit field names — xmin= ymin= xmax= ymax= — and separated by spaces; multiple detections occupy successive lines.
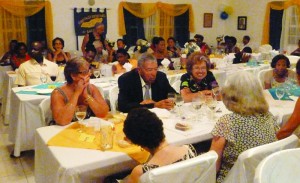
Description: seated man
xmin=15 ymin=41 xmax=59 ymax=86
xmin=118 ymin=53 xmax=176 ymax=113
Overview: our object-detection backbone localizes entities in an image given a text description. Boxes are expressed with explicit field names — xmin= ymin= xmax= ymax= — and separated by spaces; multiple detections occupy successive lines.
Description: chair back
xmin=38 ymin=97 xmax=52 ymax=126
xmin=109 ymin=85 xmax=119 ymax=112
xmin=139 ymin=150 xmax=218 ymax=183
xmin=223 ymin=134 xmax=299 ymax=183
xmin=257 ymin=68 xmax=273 ymax=88
xmin=171 ymin=80 xmax=181 ymax=93
xmin=254 ymin=148 xmax=300 ymax=183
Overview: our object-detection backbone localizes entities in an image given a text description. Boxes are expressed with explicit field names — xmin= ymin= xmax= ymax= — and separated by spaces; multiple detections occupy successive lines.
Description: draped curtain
xmin=0 ymin=0 xmax=53 ymax=55
xmin=118 ymin=2 xmax=194 ymax=41
xmin=262 ymin=0 xmax=300 ymax=44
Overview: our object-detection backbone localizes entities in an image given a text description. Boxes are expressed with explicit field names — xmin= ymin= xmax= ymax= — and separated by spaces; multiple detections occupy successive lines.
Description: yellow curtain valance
xmin=118 ymin=1 xmax=194 ymax=36
xmin=262 ymin=0 xmax=300 ymax=44
xmin=0 ymin=0 xmax=53 ymax=49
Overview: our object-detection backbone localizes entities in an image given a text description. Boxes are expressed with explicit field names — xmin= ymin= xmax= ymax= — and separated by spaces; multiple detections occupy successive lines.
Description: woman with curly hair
xmin=122 ymin=108 xmax=197 ymax=183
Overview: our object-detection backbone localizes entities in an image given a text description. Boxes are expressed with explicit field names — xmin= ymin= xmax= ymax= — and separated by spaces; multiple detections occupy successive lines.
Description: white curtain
xmin=280 ymin=6 xmax=300 ymax=54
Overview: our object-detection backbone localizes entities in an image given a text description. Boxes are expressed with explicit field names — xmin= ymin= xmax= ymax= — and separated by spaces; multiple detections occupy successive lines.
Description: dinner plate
xmin=37 ymin=89 xmax=53 ymax=95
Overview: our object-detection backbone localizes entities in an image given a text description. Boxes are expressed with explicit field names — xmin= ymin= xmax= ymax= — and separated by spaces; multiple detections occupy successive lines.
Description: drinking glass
xmin=93 ymin=69 xmax=101 ymax=79
xmin=212 ymin=87 xmax=221 ymax=100
xmin=40 ymin=73 xmax=47 ymax=84
xmin=100 ymin=124 xmax=114 ymax=150
xmin=167 ymin=92 xmax=176 ymax=103
xmin=175 ymin=94 xmax=184 ymax=118
xmin=275 ymin=87 xmax=285 ymax=100
xmin=76 ymin=105 xmax=87 ymax=132
xmin=206 ymin=96 xmax=218 ymax=120
xmin=50 ymin=71 xmax=58 ymax=83
xmin=192 ymin=95 xmax=204 ymax=122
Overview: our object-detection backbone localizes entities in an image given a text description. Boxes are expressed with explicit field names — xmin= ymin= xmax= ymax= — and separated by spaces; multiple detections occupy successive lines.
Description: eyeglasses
xmin=77 ymin=69 xmax=90 ymax=75
xmin=192 ymin=66 xmax=207 ymax=71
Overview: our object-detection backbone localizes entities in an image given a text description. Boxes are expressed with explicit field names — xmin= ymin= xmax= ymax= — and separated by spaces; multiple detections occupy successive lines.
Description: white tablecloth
xmin=2 ymin=72 xmax=17 ymax=125
xmin=0 ymin=65 xmax=12 ymax=101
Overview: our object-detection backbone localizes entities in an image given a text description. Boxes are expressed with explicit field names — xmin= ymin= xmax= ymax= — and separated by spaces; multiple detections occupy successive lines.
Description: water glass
xmin=76 ymin=105 xmax=87 ymax=132
xmin=100 ymin=124 xmax=113 ymax=150
xmin=93 ymin=69 xmax=101 ymax=78
xmin=40 ymin=73 xmax=47 ymax=84
xmin=275 ymin=87 xmax=285 ymax=100
xmin=192 ymin=95 xmax=204 ymax=122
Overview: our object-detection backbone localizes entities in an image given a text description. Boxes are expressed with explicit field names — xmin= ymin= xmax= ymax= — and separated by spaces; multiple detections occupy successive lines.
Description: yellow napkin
xmin=47 ymin=122 xmax=150 ymax=163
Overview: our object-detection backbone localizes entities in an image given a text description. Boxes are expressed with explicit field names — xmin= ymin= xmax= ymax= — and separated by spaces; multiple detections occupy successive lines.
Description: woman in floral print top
xmin=210 ymin=71 xmax=279 ymax=183
xmin=180 ymin=52 xmax=219 ymax=102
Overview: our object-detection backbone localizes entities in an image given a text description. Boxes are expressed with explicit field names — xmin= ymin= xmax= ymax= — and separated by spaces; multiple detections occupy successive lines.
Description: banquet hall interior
xmin=0 ymin=0 xmax=300 ymax=182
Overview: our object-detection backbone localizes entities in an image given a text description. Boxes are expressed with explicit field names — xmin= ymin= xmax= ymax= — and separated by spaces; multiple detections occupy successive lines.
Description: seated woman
xmin=210 ymin=71 xmax=279 ymax=183
xmin=180 ymin=52 xmax=219 ymax=102
xmin=11 ymin=42 xmax=31 ymax=70
xmin=264 ymin=54 xmax=297 ymax=89
xmin=167 ymin=37 xmax=181 ymax=58
xmin=290 ymin=40 xmax=300 ymax=56
xmin=51 ymin=57 xmax=109 ymax=126
xmin=224 ymin=36 xmax=240 ymax=54
xmin=152 ymin=37 xmax=170 ymax=66
xmin=233 ymin=47 xmax=252 ymax=64
xmin=1 ymin=39 xmax=18 ymax=63
xmin=277 ymin=59 xmax=300 ymax=139
xmin=47 ymin=37 xmax=71 ymax=65
xmin=122 ymin=108 xmax=197 ymax=183
xmin=112 ymin=49 xmax=137 ymax=75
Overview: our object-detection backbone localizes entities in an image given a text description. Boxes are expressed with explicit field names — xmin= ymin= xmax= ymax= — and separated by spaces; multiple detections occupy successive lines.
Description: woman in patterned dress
xmin=210 ymin=71 xmax=279 ymax=183
xmin=122 ymin=108 xmax=197 ymax=183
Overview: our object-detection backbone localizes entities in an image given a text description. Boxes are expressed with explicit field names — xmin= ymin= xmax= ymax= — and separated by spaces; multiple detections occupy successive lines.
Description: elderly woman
xmin=277 ymin=59 xmax=300 ymax=139
xmin=180 ymin=52 xmax=219 ymax=102
xmin=264 ymin=54 xmax=297 ymax=89
xmin=81 ymin=22 xmax=106 ymax=56
xmin=47 ymin=37 xmax=71 ymax=65
xmin=210 ymin=71 xmax=279 ymax=183
xmin=121 ymin=108 xmax=197 ymax=183
xmin=112 ymin=48 xmax=137 ymax=75
xmin=51 ymin=57 xmax=109 ymax=126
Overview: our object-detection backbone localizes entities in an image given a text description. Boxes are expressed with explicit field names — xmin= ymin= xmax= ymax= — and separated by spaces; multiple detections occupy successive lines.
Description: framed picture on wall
xmin=203 ymin=13 xmax=213 ymax=28
xmin=238 ymin=16 xmax=247 ymax=30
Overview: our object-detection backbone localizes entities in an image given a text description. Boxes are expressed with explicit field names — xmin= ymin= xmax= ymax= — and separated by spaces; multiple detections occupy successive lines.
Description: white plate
xmin=37 ymin=89 xmax=53 ymax=95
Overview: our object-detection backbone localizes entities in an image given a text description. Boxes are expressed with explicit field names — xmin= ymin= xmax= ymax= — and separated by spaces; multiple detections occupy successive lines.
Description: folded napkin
xmin=47 ymin=121 xmax=150 ymax=163
xmin=149 ymin=108 xmax=171 ymax=118
xmin=161 ymin=58 xmax=170 ymax=68
xmin=123 ymin=63 xmax=133 ymax=72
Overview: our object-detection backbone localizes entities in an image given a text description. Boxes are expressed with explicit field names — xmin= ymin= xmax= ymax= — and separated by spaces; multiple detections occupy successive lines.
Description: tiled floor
xmin=0 ymin=112 xmax=35 ymax=183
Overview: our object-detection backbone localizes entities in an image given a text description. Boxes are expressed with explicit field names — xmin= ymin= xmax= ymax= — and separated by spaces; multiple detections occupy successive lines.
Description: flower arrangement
xmin=216 ymin=35 xmax=224 ymax=45
xmin=183 ymin=41 xmax=200 ymax=56
xmin=106 ymin=39 xmax=115 ymax=48
xmin=135 ymin=39 xmax=151 ymax=53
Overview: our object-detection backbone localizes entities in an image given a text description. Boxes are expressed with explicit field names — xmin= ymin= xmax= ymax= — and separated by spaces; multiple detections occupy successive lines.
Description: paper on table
xmin=149 ymin=108 xmax=171 ymax=118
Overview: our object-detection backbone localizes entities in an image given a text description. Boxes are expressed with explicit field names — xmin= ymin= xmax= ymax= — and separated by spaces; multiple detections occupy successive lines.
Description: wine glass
xmin=76 ymin=105 xmax=87 ymax=132
xmin=212 ymin=87 xmax=221 ymax=100
xmin=93 ymin=69 xmax=101 ymax=79
xmin=40 ymin=73 xmax=47 ymax=84
xmin=275 ymin=87 xmax=285 ymax=100
xmin=206 ymin=96 xmax=218 ymax=120
xmin=175 ymin=94 xmax=184 ymax=118
xmin=192 ymin=95 xmax=204 ymax=122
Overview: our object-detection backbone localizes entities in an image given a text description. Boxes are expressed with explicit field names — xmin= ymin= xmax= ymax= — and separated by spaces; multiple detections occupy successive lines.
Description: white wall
xmin=49 ymin=0 xmax=274 ymax=52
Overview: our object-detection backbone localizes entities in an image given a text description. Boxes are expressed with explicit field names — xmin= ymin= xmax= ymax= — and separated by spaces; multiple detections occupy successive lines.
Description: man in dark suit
xmin=118 ymin=53 xmax=176 ymax=113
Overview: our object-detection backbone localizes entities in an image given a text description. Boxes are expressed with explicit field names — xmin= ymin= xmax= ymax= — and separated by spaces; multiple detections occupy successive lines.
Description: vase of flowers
xmin=183 ymin=41 xmax=201 ymax=57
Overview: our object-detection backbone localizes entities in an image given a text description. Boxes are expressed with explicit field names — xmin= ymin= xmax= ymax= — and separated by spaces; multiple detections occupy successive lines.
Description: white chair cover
xmin=223 ymin=134 xmax=299 ymax=183
xmin=286 ymin=55 xmax=300 ymax=65
xmin=139 ymin=150 xmax=218 ymax=183
xmin=254 ymin=148 xmax=300 ymax=183
xmin=38 ymin=97 xmax=52 ymax=126
xmin=171 ymin=80 xmax=181 ymax=93
xmin=257 ymin=68 xmax=273 ymax=88
xmin=109 ymin=85 xmax=119 ymax=112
